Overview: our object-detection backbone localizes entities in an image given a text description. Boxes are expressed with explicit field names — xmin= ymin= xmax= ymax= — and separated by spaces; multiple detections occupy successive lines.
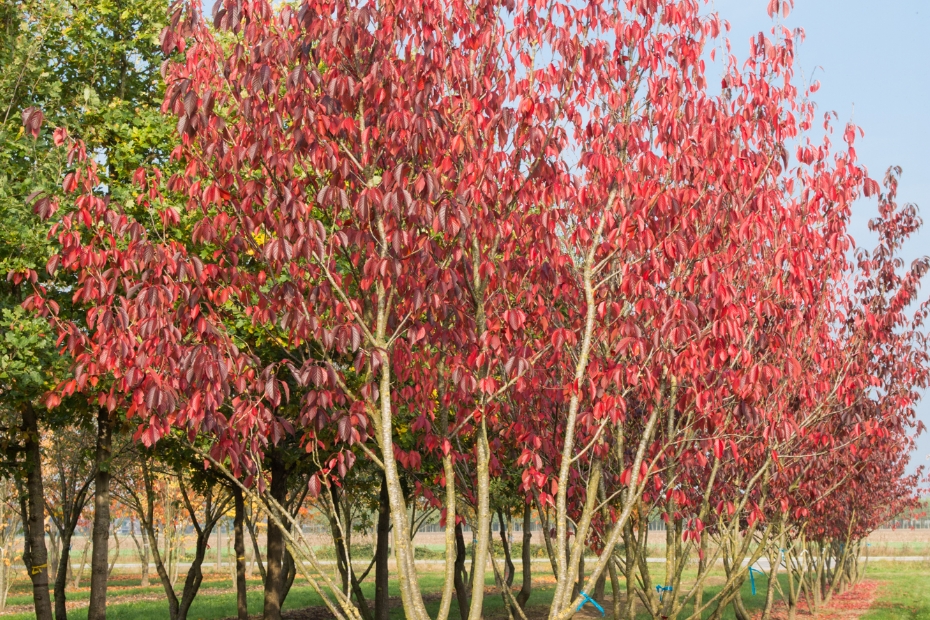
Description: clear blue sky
xmin=711 ymin=0 xmax=930 ymax=473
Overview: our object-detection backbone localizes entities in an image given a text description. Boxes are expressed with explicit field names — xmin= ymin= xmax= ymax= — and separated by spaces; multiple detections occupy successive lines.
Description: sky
xmin=709 ymin=0 xmax=930 ymax=473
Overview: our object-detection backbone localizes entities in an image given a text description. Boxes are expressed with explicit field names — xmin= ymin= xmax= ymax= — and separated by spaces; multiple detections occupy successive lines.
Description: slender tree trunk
xmin=761 ymin=564 xmax=778 ymax=620
xmin=129 ymin=520 xmax=151 ymax=588
xmin=141 ymin=526 xmax=150 ymax=587
xmin=176 ymin=518 xmax=222 ymax=620
xmin=47 ymin=529 xmax=59 ymax=582
xmin=246 ymin=505 xmax=266 ymax=582
xmin=498 ymin=510 xmax=515 ymax=588
xmin=453 ymin=521 xmax=469 ymax=620
xmin=732 ymin=590 xmax=752 ymax=620
xmin=467 ymin=417 xmax=492 ymax=620
xmin=594 ymin=571 xmax=606 ymax=602
xmin=108 ymin=527 xmax=120 ymax=578
xmin=329 ymin=484 xmax=350 ymax=595
xmin=375 ymin=473 xmax=391 ymax=620
xmin=234 ymin=487 xmax=249 ymax=620
xmin=516 ymin=504 xmax=532 ymax=609
xmin=263 ymin=451 xmax=287 ymax=620
xmin=88 ymin=406 xmax=112 ymax=620
xmin=20 ymin=403 xmax=53 ymax=620
xmin=282 ymin=549 xmax=296 ymax=603
xmin=608 ymin=558 xmax=621 ymax=620
xmin=571 ymin=551 xmax=585 ymax=601
xmin=54 ymin=528 xmax=73 ymax=620
xmin=72 ymin=538 xmax=90 ymax=590
xmin=623 ymin=520 xmax=639 ymax=620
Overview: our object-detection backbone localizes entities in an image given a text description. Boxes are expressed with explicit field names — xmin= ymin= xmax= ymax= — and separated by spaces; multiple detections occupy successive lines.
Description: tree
xmin=25 ymin=1 xmax=929 ymax=620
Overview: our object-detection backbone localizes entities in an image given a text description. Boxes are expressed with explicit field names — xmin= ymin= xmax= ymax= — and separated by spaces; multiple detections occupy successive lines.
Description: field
xmin=1 ymin=559 xmax=927 ymax=620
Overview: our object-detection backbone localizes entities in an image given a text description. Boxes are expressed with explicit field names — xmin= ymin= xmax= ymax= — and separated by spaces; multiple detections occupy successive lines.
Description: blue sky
xmin=710 ymin=0 xmax=930 ymax=473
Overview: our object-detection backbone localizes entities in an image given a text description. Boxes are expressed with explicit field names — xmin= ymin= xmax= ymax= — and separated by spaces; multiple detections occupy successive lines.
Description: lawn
xmin=860 ymin=562 xmax=930 ymax=620
xmin=2 ymin=560 xmax=928 ymax=619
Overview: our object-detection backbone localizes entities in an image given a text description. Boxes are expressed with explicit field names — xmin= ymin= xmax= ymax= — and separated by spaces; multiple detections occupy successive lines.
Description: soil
xmin=752 ymin=580 xmax=879 ymax=620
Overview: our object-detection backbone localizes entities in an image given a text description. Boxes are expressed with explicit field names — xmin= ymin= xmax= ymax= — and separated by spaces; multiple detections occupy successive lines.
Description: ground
xmin=1 ymin=561 xmax=928 ymax=619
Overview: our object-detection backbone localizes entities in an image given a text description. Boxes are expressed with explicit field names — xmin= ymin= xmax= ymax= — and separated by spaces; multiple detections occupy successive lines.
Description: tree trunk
xmin=47 ymin=529 xmax=59 ymax=582
xmin=282 ymin=549 xmax=296 ymax=602
xmin=453 ymin=521 xmax=469 ymax=620
xmin=467 ymin=418 xmax=492 ymax=620
xmin=141 ymin=524 xmax=150 ymax=587
xmin=571 ymin=551 xmax=584 ymax=601
xmin=594 ymin=571 xmax=606 ymax=602
xmin=623 ymin=520 xmax=639 ymax=620
xmin=246 ymin=504 xmax=266 ymax=582
xmin=516 ymin=504 xmax=532 ymax=609
xmin=129 ymin=520 xmax=151 ymax=588
xmin=498 ymin=509 xmax=515 ymax=588
xmin=54 ymin=528 xmax=73 ymax=620
xmin=20 ymin=403 xmax=53 ymax=620
xmin=108 ymin=527 xmax=120 ymax=578
xmin=329 ymin=484 xmax=350 ymax=595
xmin=608 ymin=558 xmax=621 ymax=620
xmin=375 ymin=473 xmax=391 ymax=620
xmin=72 ymin=538 xmax=90 ymax=590
xmin=234 ymin=487 xmax=249 ymax=620
xmin=176 ymin=517 xmax=222 ymax=620
xmin=88 ymin=406 xmax=112 ymax=620
xmin=263 ymin=451 xmax=287 ymax=620
xmin=733 ymin=589 xmax=752 ymax=620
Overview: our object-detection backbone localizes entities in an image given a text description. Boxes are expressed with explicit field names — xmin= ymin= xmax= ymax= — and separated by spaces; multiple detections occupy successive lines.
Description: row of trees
xmin=2 ymin=0 xmax=927 ymax=619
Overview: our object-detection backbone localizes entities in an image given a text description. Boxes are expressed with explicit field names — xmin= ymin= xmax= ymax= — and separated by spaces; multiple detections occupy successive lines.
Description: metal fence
xmin=876 ymin=519 xmax=930 ymax=530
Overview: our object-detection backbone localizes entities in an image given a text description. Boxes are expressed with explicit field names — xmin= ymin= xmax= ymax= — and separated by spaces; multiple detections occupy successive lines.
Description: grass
xmin=2 ymin=560 xmax=929 ymax=619
xmin=860 ymin=561 xmax=930 ymax=620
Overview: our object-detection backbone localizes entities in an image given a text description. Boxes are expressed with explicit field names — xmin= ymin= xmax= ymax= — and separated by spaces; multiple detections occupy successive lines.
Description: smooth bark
xmin=516 ymin=504 xmax=532 ymax=609
xmin=234 ymin=486 xmax=249 ymax=620
xmin=263 ymin=451 xmax=287 ymax=620
xmin=375 ymin=473 xmax=391 ymax=620
xmin=20 ymin=403 xmax=53 ymax=620
xmin=88 ymin=407 xmax=112 ymax=620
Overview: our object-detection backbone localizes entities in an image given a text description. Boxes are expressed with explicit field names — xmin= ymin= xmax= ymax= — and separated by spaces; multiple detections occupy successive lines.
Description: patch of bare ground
xmin=754 ymin=580 xmax=879 ymax=620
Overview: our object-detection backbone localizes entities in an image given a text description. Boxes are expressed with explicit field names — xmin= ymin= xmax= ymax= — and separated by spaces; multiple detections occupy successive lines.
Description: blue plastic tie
xmin=576 ymin=591 xmax=605 ymax=616
xmin=748 ymin=567 xmax=763 ymax=596
xmin=655 ymin=584 xmax=673 ymax=603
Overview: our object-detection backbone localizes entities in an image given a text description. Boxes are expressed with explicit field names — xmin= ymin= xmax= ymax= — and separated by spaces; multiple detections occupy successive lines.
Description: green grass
xmin=861 ymin=561 xmax=930 ymax=620
xmin=3 ymin=561 xmax=928 ymax=620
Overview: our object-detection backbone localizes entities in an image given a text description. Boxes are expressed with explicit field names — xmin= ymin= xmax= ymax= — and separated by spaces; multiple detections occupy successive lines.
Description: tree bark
xmin=608 ymin=558 xmax=621 ymax=620
xmin=263 ymin=451 xmax=287 ymax=620
xmin=516 ymin=504 xmax=532 ymax=609
xmin=593 ymin=571 xmax=606 ymax=602
xmin=141 ymin=523 xmax=151 ymax=587
xmin=234 ymin=486 xmax=249 ymax=620
xmin=328 ymin=484 xmax=350 ymax=595
xmin=453 ymin=521 xmax=469 ymax=620
xmin=53 ymin=528 xmax=73 ymax=620
xmin=20 ymin=403 xmax=53 ymax=620
xmin=88 ymin=406 xmax=112 ymax=620
xmin=467 ymin=417 xmax=492 ymax=620
xmin=374 ymin=473 xmax=391 ymax=620
xmin=246 ymin=504 xmax=266 ymax=582
xmin=47 ymin=529 xmax=59 ymax=582
xmin=498 ymin=509 xmax=515 ymax=588
xmin=282 ymin=549 xmax=296 ymax=604
xmin=129 ymin=519 xmax=151 ymax=588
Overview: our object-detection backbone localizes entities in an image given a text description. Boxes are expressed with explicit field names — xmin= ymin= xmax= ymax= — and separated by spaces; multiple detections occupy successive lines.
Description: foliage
xmin=2 ymin=0 xmax=928 ymax=619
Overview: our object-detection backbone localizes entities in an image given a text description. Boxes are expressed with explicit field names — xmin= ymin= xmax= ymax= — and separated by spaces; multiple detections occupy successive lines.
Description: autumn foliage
xmin=21 ymin=0 xmax=928 ymax=619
